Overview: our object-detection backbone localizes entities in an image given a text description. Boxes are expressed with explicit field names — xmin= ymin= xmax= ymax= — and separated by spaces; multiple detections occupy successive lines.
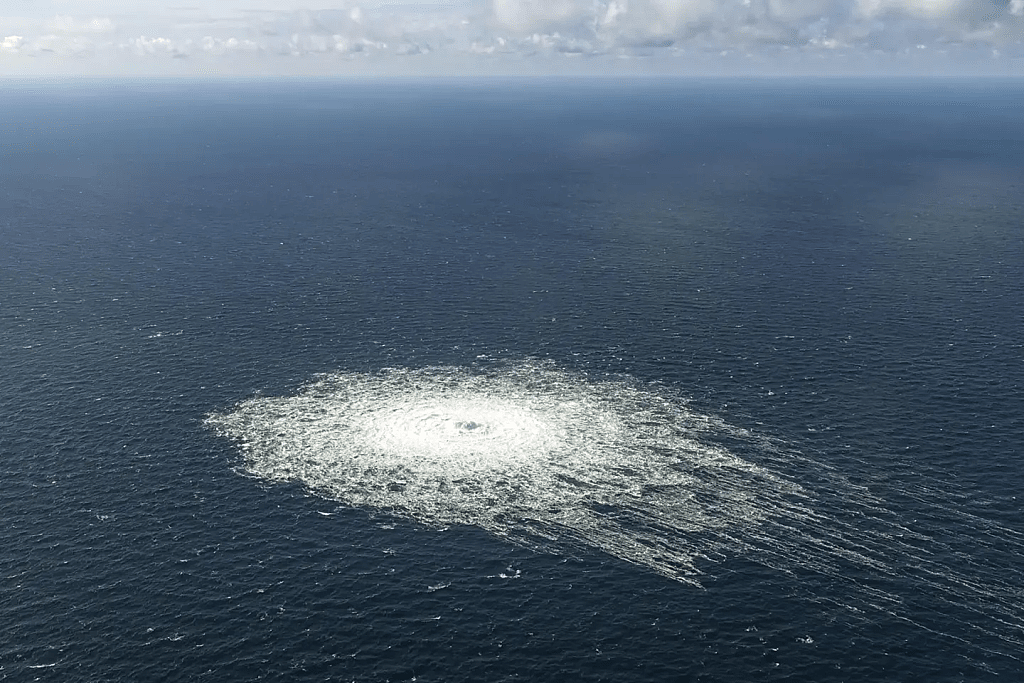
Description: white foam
xmin=206 ymin=360 xmax=810 ymax=582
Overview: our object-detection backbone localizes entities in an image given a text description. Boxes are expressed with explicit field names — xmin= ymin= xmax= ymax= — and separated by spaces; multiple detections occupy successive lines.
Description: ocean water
xmin=2 ymin=79 xmax=1022 ymax=681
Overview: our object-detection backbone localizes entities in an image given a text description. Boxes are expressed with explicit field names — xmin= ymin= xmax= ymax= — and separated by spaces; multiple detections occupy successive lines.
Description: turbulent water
xmin=3 ymin=79 xmax=1023 ymax=681
xmin=208 ymin=361 xmax=813 ymax=582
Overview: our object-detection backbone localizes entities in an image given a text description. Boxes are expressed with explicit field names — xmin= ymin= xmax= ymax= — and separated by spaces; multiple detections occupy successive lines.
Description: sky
xmin=1 ymin=0 xmax=1023 ymax=77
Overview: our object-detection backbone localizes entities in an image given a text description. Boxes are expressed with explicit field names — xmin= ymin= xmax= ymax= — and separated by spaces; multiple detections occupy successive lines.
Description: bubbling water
xmin=206 ymin=361 xmax=818 ymax=581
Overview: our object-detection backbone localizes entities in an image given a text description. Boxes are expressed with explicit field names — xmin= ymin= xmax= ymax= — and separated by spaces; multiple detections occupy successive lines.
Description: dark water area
xmin=1 ymin=79 xmax=1022 ymax=681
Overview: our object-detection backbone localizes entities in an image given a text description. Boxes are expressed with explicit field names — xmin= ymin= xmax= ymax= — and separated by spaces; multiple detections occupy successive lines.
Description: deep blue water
xmin=2 ymin=79 xmax=1023 ymax=681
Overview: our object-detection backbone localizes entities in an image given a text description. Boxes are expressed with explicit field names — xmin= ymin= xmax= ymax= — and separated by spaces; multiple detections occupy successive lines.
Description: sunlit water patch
xmin=206 ymin=360 xmax=1024 ymax=658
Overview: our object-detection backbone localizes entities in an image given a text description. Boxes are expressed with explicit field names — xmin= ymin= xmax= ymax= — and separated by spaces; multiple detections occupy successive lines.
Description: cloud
xmin=126 ymin=35 xmax=178 ymax=56
xmin=486 ymin=0 xmax=1022 ymax=46
xmin=1 ymin=35 xmax=25 ymax=53
xmin=1 ymin=1 xmax=1022 ymax=75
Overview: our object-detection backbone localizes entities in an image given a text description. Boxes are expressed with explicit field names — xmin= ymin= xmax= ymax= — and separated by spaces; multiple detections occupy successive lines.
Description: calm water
xmin=2 ymin=79 xmax=1023 ymax=681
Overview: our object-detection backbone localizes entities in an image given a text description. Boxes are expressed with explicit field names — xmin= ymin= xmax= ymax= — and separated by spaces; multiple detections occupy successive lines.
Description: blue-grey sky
xmin=2 ymin=0 xmax=1022 ymax=76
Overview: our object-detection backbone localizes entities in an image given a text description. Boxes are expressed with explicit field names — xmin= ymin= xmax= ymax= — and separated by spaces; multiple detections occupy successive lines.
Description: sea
xmin=1 ymin=78 xmax=1022 ymax=682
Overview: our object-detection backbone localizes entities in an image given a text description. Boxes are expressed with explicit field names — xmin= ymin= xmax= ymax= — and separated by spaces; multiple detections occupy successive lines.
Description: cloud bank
xmin=1 ymin=0 xmax=1022 ymax=76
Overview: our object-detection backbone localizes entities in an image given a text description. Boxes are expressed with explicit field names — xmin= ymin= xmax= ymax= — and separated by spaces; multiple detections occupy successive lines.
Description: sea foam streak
xmin=206 ymin=361 xmax=1024 ymax=657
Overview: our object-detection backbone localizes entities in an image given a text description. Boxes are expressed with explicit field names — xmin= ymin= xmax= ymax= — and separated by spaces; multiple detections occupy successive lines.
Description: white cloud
xmin=1 ymin=35 xmax=25 ymax=53
xmin=1 ymin=0 xmax=1022 ymax=75
xmin=126 ymin=35 xmax=177 ymax=56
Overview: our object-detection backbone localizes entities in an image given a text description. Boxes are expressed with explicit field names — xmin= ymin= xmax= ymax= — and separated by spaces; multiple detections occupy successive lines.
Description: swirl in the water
xmin=206 ymin=360 xmax=1024 ymax=657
